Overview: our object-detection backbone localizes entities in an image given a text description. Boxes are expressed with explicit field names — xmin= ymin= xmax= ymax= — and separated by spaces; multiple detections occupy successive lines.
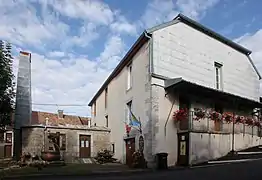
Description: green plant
xmin=132 ymin=151 xmax=147 ymax=168
xmin=95 ymin=149 xmax=116 ymax=164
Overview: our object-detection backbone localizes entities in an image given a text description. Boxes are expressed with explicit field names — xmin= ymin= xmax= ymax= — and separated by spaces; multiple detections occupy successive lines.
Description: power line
xmin=32 ymin=103 xmax=89 ymax=107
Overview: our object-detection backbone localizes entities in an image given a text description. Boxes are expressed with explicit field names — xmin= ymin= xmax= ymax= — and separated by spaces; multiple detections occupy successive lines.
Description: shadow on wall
xmin=190 ymin=133 xmax=231 ymax=164
xmin=190 ymin=133 xmax=262 ymax=164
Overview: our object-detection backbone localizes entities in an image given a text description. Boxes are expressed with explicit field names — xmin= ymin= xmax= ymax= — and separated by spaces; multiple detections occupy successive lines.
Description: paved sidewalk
xmin=0 ymin=163 xmax=151 ymax=179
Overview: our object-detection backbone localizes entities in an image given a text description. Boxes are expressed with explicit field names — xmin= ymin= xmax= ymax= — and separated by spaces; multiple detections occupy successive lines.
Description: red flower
xmin=254 ymin=121 xmax=261 ymax=128
xmin=245 ymin=117 xmax=254 ymax=126
xmin=209 ymin=111 xmax=222 ymax=121
xmin=223 ymin=112 xmax=234 ymax=123
xmin=173 ymin=109 xmax=188 ymax=122
xmin=194 ymin=108 xmax=206 ymax=121
xmin=235 ymin=116 xmax=245 ymax=124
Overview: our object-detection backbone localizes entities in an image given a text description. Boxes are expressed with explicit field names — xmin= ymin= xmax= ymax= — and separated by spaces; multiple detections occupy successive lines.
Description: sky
xmin=0 ymin=0 xmax=262 ymax=117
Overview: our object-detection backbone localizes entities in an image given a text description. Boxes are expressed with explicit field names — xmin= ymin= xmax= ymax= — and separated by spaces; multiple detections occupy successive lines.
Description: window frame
xmin=214 ymin=62 xmax=223 ymax=90
xmin=127 ymin=64 xmax=132 ymax=90
xmin=105 ymin=115 xmax=109 ymax=127
xmin=105 ymin=87 xmax=108 ymax=109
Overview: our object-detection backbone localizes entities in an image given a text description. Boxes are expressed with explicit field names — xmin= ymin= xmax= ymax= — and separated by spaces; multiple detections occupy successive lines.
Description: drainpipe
xmin=144 ymin=31 xmax=153 ymax=164
xmin=164 ymin=99 xmax=175 ymax=137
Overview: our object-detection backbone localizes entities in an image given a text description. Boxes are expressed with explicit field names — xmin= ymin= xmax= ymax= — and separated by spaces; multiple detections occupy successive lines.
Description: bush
xmin=132 ymin=151 xmax=147 ymax=168
xmin=95 ymin=149 xmax=117 ymax=164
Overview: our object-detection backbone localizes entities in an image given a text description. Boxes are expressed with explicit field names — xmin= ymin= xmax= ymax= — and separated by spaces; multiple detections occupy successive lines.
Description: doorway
xmin=79 ymin=135 xmax=91 ymax=158
xmin=4 ymin=133 xmax=12 ymax=158
xmin=177 ymin=132 xmax=189 ymax=166
xmin=125 ymin=138 xmax=135 ymax=167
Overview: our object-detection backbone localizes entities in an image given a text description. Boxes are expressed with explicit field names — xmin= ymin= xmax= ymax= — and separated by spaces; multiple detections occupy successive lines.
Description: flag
xmin=128 ymin=108 xmax=141 ymax=127
xmin=125 ymin=124 xmax=131 ymax=134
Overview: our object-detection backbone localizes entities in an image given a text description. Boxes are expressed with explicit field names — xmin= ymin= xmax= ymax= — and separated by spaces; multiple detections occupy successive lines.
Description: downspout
xmin=144 ymin=31 xmax=154 ymax=162
xmin=145 ymin=31 xmax=175 ymax=138
xmin=164 ymin=99 xmax=175 ymax=137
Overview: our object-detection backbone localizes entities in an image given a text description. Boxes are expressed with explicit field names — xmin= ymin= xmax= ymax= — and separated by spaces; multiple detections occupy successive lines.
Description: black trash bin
xmin=156 ymin=153 xmax=168 ymax=170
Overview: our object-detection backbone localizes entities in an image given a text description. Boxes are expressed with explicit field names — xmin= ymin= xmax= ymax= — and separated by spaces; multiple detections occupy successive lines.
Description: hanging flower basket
xmin=235 ymin=116 xmax=245 ymax=124
xmin=254 ymin=121 xmax=261 ymax=128
xmin=223 ymin=112 xmax=234 ymax=123
xmin=209 ymin=111 xmax=222 ymax=121
xmin=173 ymin=109 xmax=188 ymax=122
xmin=245 ymin=117 xmax=254 ymax=126
xmin=194 ymin=108 xmax=206 ymax=121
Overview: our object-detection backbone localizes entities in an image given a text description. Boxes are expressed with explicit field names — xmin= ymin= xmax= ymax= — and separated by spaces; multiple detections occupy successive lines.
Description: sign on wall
xmin=139 ymin=135 xmax=144 ymax=152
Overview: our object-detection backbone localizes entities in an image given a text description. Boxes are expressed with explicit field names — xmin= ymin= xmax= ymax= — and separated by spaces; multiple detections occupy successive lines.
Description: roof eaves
xmin=88 ymin=32 xmax=149 ymax=106
xmin=246 ymin=55 xmax=262 ymax=80
xmin=146 ymin=19 xmax=180 ymax=34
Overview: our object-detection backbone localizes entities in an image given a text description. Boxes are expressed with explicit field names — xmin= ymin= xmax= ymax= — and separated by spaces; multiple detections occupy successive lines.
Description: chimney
xmin=58 ymin=110 xmax=64 ymax=119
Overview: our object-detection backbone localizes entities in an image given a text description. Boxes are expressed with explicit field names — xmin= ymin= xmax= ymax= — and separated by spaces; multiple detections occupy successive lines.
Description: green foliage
xmin=0 ymin=40 xmax=15 ymax=130
xmin=95 ymin=149 xmax=116 ymax=164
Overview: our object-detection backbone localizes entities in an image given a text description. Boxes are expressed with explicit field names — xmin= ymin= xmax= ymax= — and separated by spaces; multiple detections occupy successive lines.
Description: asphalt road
xmin=5 ymin=159 xmax=262 ymax=180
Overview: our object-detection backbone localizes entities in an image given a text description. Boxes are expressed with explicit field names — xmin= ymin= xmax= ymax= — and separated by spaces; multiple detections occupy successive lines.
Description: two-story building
xmin=88 ymin=14 xmax=262 ymax=167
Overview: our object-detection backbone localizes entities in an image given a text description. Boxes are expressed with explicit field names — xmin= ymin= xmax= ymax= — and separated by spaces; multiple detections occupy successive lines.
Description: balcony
xmin=175 ymin=110 xmax=262 ymax=137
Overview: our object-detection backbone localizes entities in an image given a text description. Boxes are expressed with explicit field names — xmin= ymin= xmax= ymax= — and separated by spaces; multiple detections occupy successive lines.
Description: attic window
xmin=214 ymin=62 xmax=223 ymax=90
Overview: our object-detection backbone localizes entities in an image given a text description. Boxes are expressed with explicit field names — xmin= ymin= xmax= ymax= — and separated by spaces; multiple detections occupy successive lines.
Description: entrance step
xmin=79 ymin=158 xmax=96 ymax=164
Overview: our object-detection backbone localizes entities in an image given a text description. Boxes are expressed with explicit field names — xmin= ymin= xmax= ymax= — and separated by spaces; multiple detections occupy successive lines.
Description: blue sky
xmin=0 ymin=0 xmax=261 ymax=116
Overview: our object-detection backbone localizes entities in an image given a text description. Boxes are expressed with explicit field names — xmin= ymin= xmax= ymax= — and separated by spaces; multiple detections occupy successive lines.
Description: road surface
xmin=4 ymin=159 xmax=262 ymax=180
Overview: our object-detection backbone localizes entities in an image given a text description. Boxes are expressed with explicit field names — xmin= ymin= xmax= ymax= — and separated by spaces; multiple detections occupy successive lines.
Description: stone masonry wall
xmin=21 ymin=127 xmax=110 ymax=162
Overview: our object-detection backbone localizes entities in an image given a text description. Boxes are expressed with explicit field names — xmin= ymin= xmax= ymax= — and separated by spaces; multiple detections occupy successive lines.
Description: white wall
xmin=190 ymin=133 xmax=262 ymax=164
xmin=151 ymin=77 xmax=179 ymax=166
xmin=152 ymin=22 xmax=260 ymax=101
xmin=91 ymin=42 xmax=151 ymax=164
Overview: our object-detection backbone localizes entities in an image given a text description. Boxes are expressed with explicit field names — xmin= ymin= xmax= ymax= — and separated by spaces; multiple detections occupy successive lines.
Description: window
xmin=127 ymin=65 xmax=132 ymax=90
xmin=111 ymin=143 xmax=115 ymax=153
xmin=126 ymin=101 xmax=132 ymax=123
xmin=105 ymin=87 xmax=108 ymax=109
xmin=93 ymin=101 xmax=96 ymax=117
xmin=5 ymin=133 xmax=12 ymax=143
xmin=48 ymin=132 xmax=66 ymax=151
xmin=105 ymin=115 xmax=108 ymax=127
xmin=214 ymin=62 xmax=223 ymax=90
xmin=60 ymin=134 xmax=66 ymax=150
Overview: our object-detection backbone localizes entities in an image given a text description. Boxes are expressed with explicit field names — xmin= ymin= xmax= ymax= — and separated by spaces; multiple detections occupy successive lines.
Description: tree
xmin=0 ymin=40 xmax=15 ymax=131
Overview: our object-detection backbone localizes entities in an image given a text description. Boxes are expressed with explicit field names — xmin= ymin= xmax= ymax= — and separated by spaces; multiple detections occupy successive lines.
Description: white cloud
xmin=139 ymin=0 xmax=178 ymax=28
xmin=41 ymin=0 xmax=114 ymax=25
xmin=0 ymin=0 xmax=69 ymax=47
xmin=12 ymin=52 xmax=112 ymax=117
xmin=176 ymin=0 xmax=220 ymax=20
xmin=138 ymin=0 xmax=220 ymax=30
xmin=110 ymin=16 xmax=137 ymax=35
xmin=47 ymin=51 xmax=66 ymax=58
xmin=96 ymin=36 xmax=126 ymax=70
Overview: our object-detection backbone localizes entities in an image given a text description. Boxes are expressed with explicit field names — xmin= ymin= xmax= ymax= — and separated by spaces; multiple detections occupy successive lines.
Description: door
xmin=125 ymin=138 xmax=135 ymax=167
xmin=177 ymin=132 xmax=189 ymax=166
xmin=5 ymin=133 xmax=12 ymax=158
xmin=179 ymin=96 xmax=190 ymax=130
xmin=4 ymin=145 xmax=12 ymax=158
xmin=79 ymin=135 xmax=91 ymax=158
